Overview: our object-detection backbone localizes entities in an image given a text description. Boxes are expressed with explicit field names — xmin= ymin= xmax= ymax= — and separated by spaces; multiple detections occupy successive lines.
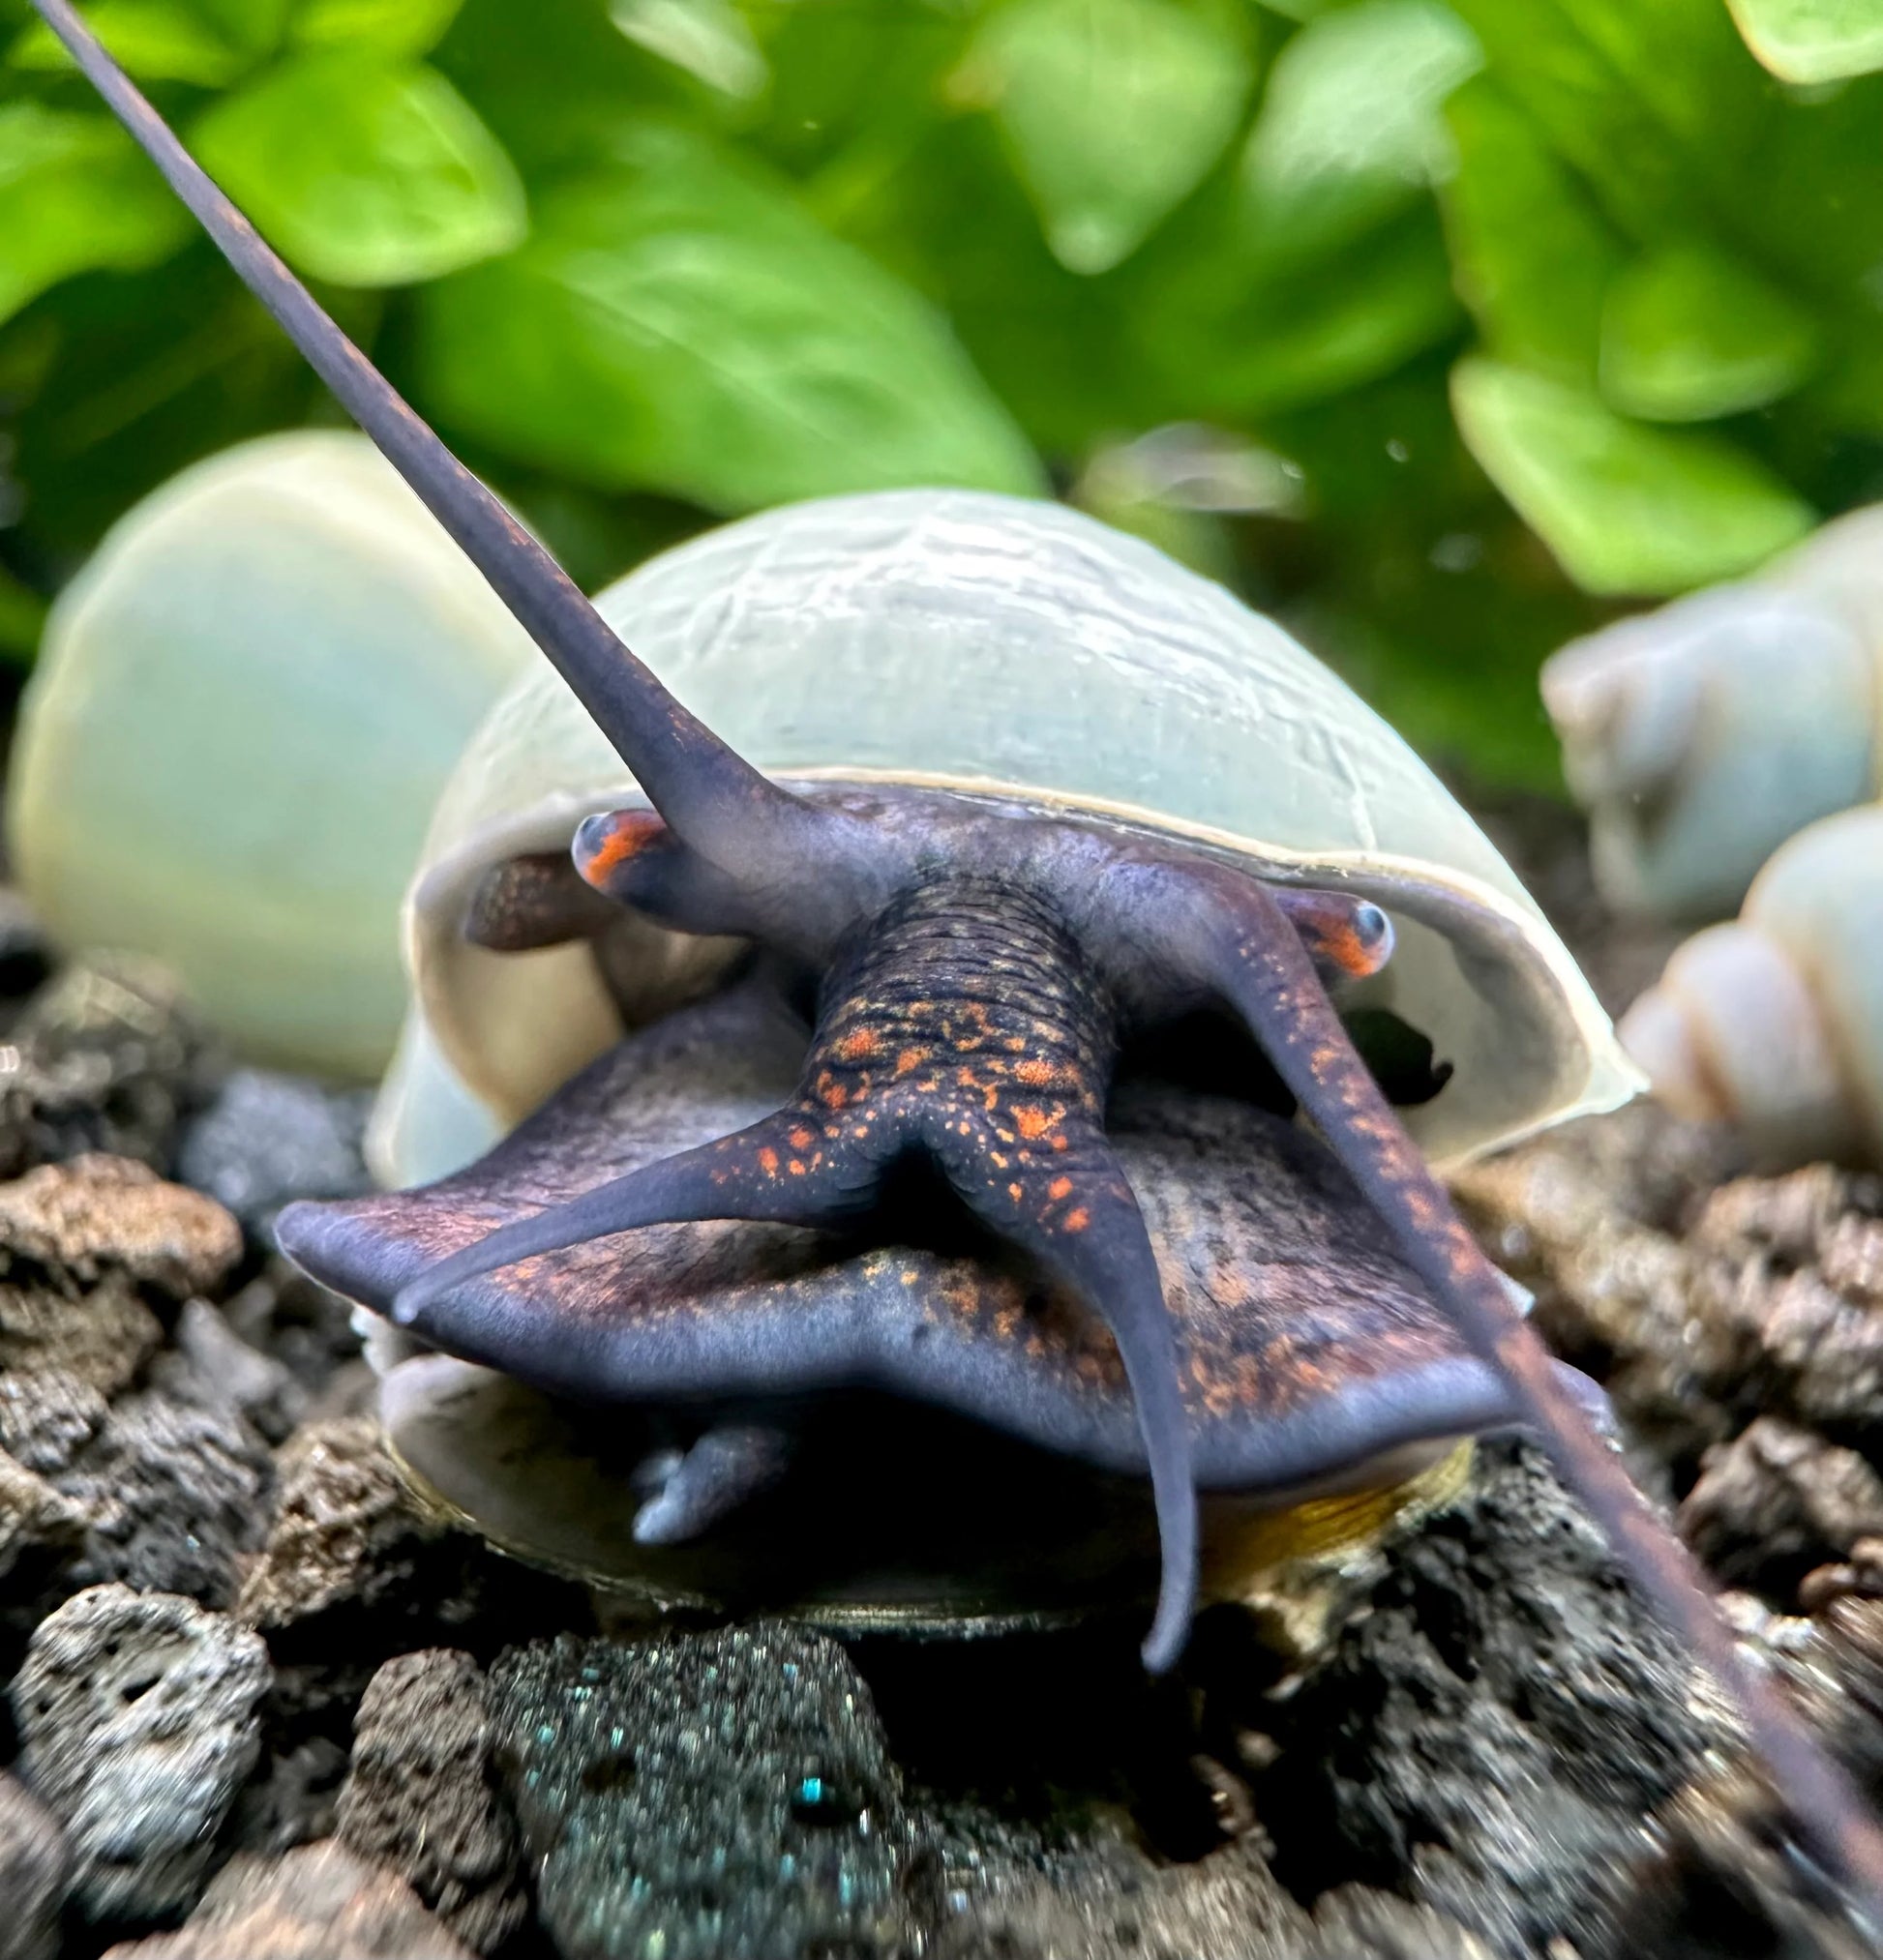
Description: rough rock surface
xmin=12 ymin=1584 xmax=271 ymax=1924
xmin=0 ymin=1768 xmax=74 ymax=1960
xmin=0 ymin=1270 xmax=164 ymax=1475
xmin=97 ymin=1841 xmax=474 ymax=1960
xmin=0 ymin=1156 xmax=242 ymax=1299
xmin=335 ymin=1649 xmax=523 ymax=1954
xmin=1252 ymin=1441 xmax=1720 ymax=1959
xmin=490 ymin=1625 xmax=916 ymax=1960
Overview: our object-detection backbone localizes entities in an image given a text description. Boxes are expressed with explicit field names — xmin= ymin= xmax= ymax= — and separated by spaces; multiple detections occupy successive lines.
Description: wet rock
xmin=490 ymin=1624 xmax=916 ymax=1960
xmin=0 ymin=1155 xmax=242 ymax=1298
xmin=13 ymin=1584 xmax=271 ymax=1925
xmin=336 ymin=1649 xmax=524 ymax=1954
xmin=97 ymin=1841 xmax=473 ymax=1960
xmin=1306 ymin=1886 xmax=1499 ymax=1960
xmin=1679 ymin=1417 xmax=1883 ymax=1600
xmin=1254 ymin=1441 xmax=1720 ymax=1959
xmin=154 ymin=1298 xmax=302 ymax=1444
xmin=0 ymin=960 xmax=224 ymax=1178
xmin=225 ymin=1736 xmax=351 ymax=1859
xmin=177 ymin=1071 xmax=372 ymax=1244
xmin=55 ymin=1387 xmax=272 ymax=1608
xmin=237 ymin=1417 xmax=442 ymax=1632
xmin=927 ymin=1832 xmax=1314 ymax=1959
xmin=0 ymin=1769 xmax=74 ymax=1960
xmin=219 ymin=1263 xmax=365 ymax=1415
xmin=0 ymin=1270 xmax=162 ymax=1473
xmin=0 ymin=1441 xmax=86 ymax=1577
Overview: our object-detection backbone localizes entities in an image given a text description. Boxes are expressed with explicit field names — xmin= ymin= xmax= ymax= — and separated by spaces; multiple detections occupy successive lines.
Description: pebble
xmin=96 ymin=1840 xmax=473 ymax=1960
xmin=176 ymin=1071 xmax=372 ymax=1245
xmin=12 ymin=1584 xmax=271 ymax=1925
xmin=0 ymin=1156 xmax=242 ymax=1299
xmin=0 ymin=1769 xmax=74 ymax=1960
xmin=490 ymin=1624 xmax=915 ymax=1960
xmin=336 ymin=1649 xmax=523 ymax=1954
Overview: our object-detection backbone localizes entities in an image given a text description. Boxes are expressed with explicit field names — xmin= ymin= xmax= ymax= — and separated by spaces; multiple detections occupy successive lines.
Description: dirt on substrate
xmin=1 ymin=812 xmax=1881 ymax=1960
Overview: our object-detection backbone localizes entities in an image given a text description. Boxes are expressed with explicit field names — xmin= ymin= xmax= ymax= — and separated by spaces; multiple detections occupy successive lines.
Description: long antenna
xmin=26 ymin=0 xmax=814 ymax=870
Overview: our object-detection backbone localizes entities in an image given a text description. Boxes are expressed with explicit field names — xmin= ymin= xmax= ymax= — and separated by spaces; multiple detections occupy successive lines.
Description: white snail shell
xmin=376 ymin=488 xmax=1638 ymax=1186
xmin=7 ymin=431 xmax=537 ymax=1080
xmin=1619 ymin=801 xmax=1883 ymax=1167
xmin=1541 ymin=503 xmax=1883 ymax=923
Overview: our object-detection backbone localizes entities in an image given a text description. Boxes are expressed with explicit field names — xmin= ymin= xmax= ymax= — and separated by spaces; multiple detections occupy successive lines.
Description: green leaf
xmin=0 ymin=104 xmax=189 ymax=327
xmin=191 ymin=53 xmax=526 ymax=287
xmin=1599 ymin=242 xmax=1819 ymax=421
xmin=1244 ymin=0 xmax=1481 ymax=262
xmin=415 ymin=126 xmax=1042 ymax=510
xmin=956 ymin=0 xmax=1255 ymax=274
xmin=1450 ymin=356 xmax=1815 ymax=595
xmin=609 ymin=0 xmax=767 ymax=99
xmin=11 ymin=0 xmax=286 ymax=84
xmin=1726 ymin=0 xmax=1883 ymax=81
xmin=289 ymin=0 xmax=463 ymax=60
xmin=1440 ymin=75 xmax=1623 ymax=383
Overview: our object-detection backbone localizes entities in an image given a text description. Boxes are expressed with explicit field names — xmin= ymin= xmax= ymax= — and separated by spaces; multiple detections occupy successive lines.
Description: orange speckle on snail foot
xmin=1008 ymin=1182 xmax=1023 ymax=1202
xmin=1014 ymin=1106 xmax=1050 ymax=1141
xmin=837 ymin=1027 xmax=882 ymax=1062
xmin=893 ymin=1048 xmax=931 ymax=1079
xmin=789 ymin=1160 xmax=806 ymax=1176
xmin=1047 ymin=1175 xmax=1073 ymax=1202
xmin=1014 ymin=1058 xmax=1065 ymax=1088
xmin=1062 ymin=1207 xmax=1090 ymax=1232
xmin=789 ymin=1128 xmax=815 ymax=1151
xmin=758 ymin=1147 xmax=779 ymax=1176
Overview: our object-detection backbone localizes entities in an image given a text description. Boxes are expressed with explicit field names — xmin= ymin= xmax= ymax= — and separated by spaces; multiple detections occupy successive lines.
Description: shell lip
xmin=407 ymin=768 xmax=1642 ymax=1171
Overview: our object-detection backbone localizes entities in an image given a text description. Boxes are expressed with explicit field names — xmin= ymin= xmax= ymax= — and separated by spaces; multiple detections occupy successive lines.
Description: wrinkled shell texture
xmin=387 ymin=490 xmax=1632 ymax=1184
xmin=8 ymin=431 xmax=536 ymax=1084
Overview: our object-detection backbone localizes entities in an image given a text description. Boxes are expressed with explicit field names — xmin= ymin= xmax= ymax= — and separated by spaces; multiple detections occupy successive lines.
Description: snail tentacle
xmin=1125 ymin=852 xmax=1883 ymax=1915
xmin=20 ymin=0 xmax=871 ymax=890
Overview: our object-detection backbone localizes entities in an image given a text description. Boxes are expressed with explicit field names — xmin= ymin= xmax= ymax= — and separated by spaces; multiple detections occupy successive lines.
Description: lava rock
xmin=236 ymin=1417 xmax=445 ymax=1632
xmin=490 ymin=1624 xmax=916 ymax=1960
xmin=1679 ymin=1417 xmax=1883 ymax=1600
xmin=96 ymin=1841 xmax=474 ymax=1960
xmin=13 ymin=1583 xmax=272 ymax=1926
xmin=0 ymin=1441 xmax=86 ymax=1579
xmin=0 ymin=1270 xmax=163 ymax=1474
xmin=53 ymin=1387 xmax=272 ymax=1608
xmin=224 ymin=1737 xmax=351 ymax=1861
xmin=154 ymin=1298 xmax=303 ymax=1444
xmin=1306 ymin=1886 xmax=1500 ymax=1960
xmin=0 ymin=960 xmax=224 ymax=1178
xmin=0 ymin=1155 xmax=242 ymax=1298
xmin=177 ymin=1072 xmax=372 ymax=1245
xmin=336 ymin=1649 xmax=524 ymax=1954
xmin=0 ymin=1769 xmax=74 ymax=1960
xmin=1254 ymin=1440 xmax=1721 ymax=1959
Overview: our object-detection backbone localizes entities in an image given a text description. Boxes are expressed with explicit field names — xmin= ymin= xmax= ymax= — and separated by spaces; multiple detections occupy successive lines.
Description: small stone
xmin=0 ymin=1155 xmax=242 ymax=1298
xmin=53 ymin=1386 xmax=271 ymax=1607
xmin=13 ymin=1583 xmax=272 ymax=1926
xmin=0 ymin=1769 xmax=74 ymax=1960
xmin=156 ymin=1298 xmax=303 ymax=1443
xmin=1307 ymin=1886 xmax=1499 ymax=1960
xmin=0 ymin=957 xmax=224 ymax=1178
xmin=1252 ymin=1441 xmax=1721 ymax=1958
xmin=177 ymin=1071 xmax=372 ymax=1244
xmin=235 ymin=1417 xmax=444 ymax=1631
xmin=0 ymin=1441 xmax=86 ymax=1578
xmin=491 ymin=1624 xmax=916 ymax=1960
xmin=96 ymin=1841 xmax=474 ymax=1960
xmin=336 ymin=1649 xmax=524 ymax=1954
xmin=0 ymin=1270 xmax=163 ymax=1472
xmin=1678 ymin=1416 xmax=1883 ymax=1599
xmin=225 ymin=1737 xmax=351 ymax=1860
xmin=220 ymin=1262 xmax=365 ymax=1411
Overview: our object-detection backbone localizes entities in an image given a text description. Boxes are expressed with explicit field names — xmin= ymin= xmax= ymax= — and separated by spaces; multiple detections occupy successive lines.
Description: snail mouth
xmin=278 ymin=976 xmax=1535 ymax=1639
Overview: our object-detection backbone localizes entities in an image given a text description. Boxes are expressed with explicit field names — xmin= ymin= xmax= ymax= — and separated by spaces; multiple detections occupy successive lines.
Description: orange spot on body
xmin=1047 ymin=1175 xmax=1072 ymax=1202
xmin=789 ymin=1128 xmax=814 ymax=1151
xmin=1014 ymin=1106 xmax=1050 ymax=1141
xmin=1062 ymin=1207 xmax=1090 ymax=1232
xmin=1008 ymin=1182 xmax=1023 ymax=1202
xmin=758 ymin=1147 xmax=779 ymax=1175
xmin=837 ymin=1027 xmax=882 ymax=1062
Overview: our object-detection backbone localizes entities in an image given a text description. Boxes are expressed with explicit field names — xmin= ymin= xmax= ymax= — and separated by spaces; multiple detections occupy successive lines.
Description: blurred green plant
xmin=3 ymin=0 xmax=1883 ymax=789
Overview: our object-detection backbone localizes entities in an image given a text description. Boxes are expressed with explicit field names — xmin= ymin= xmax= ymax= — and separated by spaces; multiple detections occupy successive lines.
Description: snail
xmin=1541 ymin=502 xmax=1883 ymax=925
xmin=7 ymin=429 xmax=536 ymax=1081
xmin=1539 ymin=504 xmax=1883 ymax=1170
xmin=31 ymin=0 xmax=1883 ymax=1909
xmin=1617 ymin=802 xmax=1883 ymax=1170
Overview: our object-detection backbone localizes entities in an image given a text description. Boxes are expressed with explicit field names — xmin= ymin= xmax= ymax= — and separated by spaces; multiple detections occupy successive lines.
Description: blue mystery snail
xmin=24 ymin=0 xmax=1883 ymax=1913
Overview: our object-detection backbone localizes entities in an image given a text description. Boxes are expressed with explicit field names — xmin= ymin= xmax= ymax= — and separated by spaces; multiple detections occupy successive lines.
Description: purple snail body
xmin=23 ymin=0 xmax=1883 ymax=1918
